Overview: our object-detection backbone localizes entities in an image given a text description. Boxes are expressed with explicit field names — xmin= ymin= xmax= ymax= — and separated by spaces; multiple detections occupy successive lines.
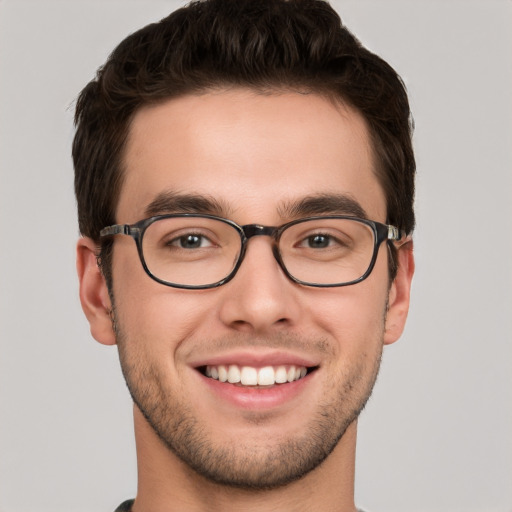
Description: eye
xmin=303 ymin=234 xmax=332 ymax=249
xmin=298 ymin=233 xmax=343 ymax=249
xmin=169 ymin=233 xmax=214 ymax=249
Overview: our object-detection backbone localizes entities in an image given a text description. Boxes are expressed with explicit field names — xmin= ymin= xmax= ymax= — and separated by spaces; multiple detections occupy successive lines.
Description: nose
xmin=218 ymin=236 xmax=301 ymax=333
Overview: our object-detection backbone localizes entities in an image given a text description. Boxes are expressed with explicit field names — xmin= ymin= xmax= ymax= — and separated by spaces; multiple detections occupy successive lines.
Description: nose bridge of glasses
xmin=237 ymin=224 xmax=286 ymax=277
xmin=241 ymin=224 xmax=278 ymax=240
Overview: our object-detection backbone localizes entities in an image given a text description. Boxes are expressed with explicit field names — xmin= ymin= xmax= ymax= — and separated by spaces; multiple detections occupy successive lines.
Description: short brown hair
xmin=73 ymin=0 xmax=415 ymax=284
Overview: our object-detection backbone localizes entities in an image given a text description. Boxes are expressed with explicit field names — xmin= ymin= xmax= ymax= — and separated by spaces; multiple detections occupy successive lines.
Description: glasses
xmin=100 ymin=214 xmax=402 ymax=289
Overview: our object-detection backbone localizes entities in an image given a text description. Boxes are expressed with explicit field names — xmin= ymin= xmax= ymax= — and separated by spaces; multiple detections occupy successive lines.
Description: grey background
xmin=1 ymin=1 xmax=511 ymax=511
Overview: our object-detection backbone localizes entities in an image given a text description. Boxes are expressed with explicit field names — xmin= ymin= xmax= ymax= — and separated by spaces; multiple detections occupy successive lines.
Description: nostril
xmin=230 ymin=319 xmax=254 ymax=332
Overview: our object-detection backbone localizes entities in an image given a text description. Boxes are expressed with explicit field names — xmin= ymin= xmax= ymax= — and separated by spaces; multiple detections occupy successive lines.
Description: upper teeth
xmin=205 ymin=364 xmax=308 ymax=386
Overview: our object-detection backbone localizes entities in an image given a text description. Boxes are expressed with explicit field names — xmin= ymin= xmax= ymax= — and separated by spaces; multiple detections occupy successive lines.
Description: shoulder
xmin=114 ymin=501 xmax=368 ymax=512
xmin=114 ymin=499 xmax=134 ymax=512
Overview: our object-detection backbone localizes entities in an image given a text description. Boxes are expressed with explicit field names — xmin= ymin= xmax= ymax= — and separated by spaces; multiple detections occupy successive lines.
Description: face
xmin=80 ymin=89 xmax=412 ymax=489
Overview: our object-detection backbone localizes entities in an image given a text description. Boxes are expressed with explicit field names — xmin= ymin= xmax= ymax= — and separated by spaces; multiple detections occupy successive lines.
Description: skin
xmin=77 ymin=89 xmax=414 ymax=512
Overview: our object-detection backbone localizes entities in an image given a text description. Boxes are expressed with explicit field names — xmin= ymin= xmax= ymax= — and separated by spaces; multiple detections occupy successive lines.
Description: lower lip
xmin=198 ymin=371 xmax=315 ymax=410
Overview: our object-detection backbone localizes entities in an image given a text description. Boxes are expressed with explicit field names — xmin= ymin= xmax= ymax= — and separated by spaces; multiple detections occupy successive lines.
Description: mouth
xmin=198 ymin=364 xmax=318 ymax=387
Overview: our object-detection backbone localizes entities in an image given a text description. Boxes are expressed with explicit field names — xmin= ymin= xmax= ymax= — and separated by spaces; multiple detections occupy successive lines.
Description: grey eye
xmin=306 ymin=234 xmax=331 ymax=248
xmin=169 ymin=234 xmax=213 ymax=249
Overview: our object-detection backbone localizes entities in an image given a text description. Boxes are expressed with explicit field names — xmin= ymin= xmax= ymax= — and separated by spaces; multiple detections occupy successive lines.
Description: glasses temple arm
xmin=387 ymin=225 xmax=402 ymax=241
xmin=100 ymin=224 xmax=130 ymax=237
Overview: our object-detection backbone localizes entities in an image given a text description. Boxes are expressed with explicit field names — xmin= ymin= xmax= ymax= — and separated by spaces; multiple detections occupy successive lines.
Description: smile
xmin=203 ymin=364 xmax=311 ymax=387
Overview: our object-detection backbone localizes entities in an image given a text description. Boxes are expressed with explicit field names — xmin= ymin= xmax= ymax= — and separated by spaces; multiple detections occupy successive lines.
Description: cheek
xmin=115 ymin=287 xmax=216 ymax=347
xmin=310 ymin=274 xmax=390 ymax=353
xmin=111 ymin=247 xmax=217 ymax=351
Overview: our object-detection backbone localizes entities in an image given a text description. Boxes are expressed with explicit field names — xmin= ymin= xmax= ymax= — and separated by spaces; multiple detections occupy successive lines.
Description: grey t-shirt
xmin=115 ymin=499 xmax=367 ymax=511
xmin=115 ymin=501 xmax=133 ymax=512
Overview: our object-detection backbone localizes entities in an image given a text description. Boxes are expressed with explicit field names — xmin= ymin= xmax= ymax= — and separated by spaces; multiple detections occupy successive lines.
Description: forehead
xmin=118 ymin=89 xmax=386 ymax=223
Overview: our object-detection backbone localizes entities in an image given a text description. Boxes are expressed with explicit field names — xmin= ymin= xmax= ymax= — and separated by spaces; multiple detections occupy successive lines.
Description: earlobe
xmin=76 ymin=237 xmax=116 ymax=346
xmin=384 ymin=241 xmax=415 ymax=345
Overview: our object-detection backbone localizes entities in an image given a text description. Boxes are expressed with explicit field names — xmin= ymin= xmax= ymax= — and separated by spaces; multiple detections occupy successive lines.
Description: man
xmin=73 ymin=0 xmax=415 ymax=510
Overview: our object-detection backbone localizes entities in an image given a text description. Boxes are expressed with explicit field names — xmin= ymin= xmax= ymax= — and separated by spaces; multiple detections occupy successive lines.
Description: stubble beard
xmin=113 ymin=311 xmax=384 ymax=490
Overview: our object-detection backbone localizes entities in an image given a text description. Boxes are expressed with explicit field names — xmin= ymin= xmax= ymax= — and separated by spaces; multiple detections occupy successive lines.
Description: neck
xmin=131 ymin=406 xmax=358 ymax=512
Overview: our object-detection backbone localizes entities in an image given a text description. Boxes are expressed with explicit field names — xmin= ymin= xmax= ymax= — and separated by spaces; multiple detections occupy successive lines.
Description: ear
xmin=384 ymin=241 xmax=415 ymax=345
xmin=76 ymin=237 xmax=116 ymax=345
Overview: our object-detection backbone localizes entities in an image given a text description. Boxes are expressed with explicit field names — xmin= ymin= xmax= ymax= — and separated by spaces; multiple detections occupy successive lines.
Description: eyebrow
xmin=144 ymin=191 xmax=368 ymax=221
xmin=144 ymin=191 xmax=233 ymax=218
xmin=278 ymin=193 xmax=368 ymax=220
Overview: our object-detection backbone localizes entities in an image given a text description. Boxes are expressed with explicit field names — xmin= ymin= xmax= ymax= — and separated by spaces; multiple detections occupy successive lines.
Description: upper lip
xmin=189 ymin=350 xmax=320 ymax=369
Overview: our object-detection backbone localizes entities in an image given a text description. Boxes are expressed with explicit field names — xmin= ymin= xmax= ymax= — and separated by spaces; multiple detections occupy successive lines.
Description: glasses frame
xmin=100 ymin=214 xmax=402 ymax=289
